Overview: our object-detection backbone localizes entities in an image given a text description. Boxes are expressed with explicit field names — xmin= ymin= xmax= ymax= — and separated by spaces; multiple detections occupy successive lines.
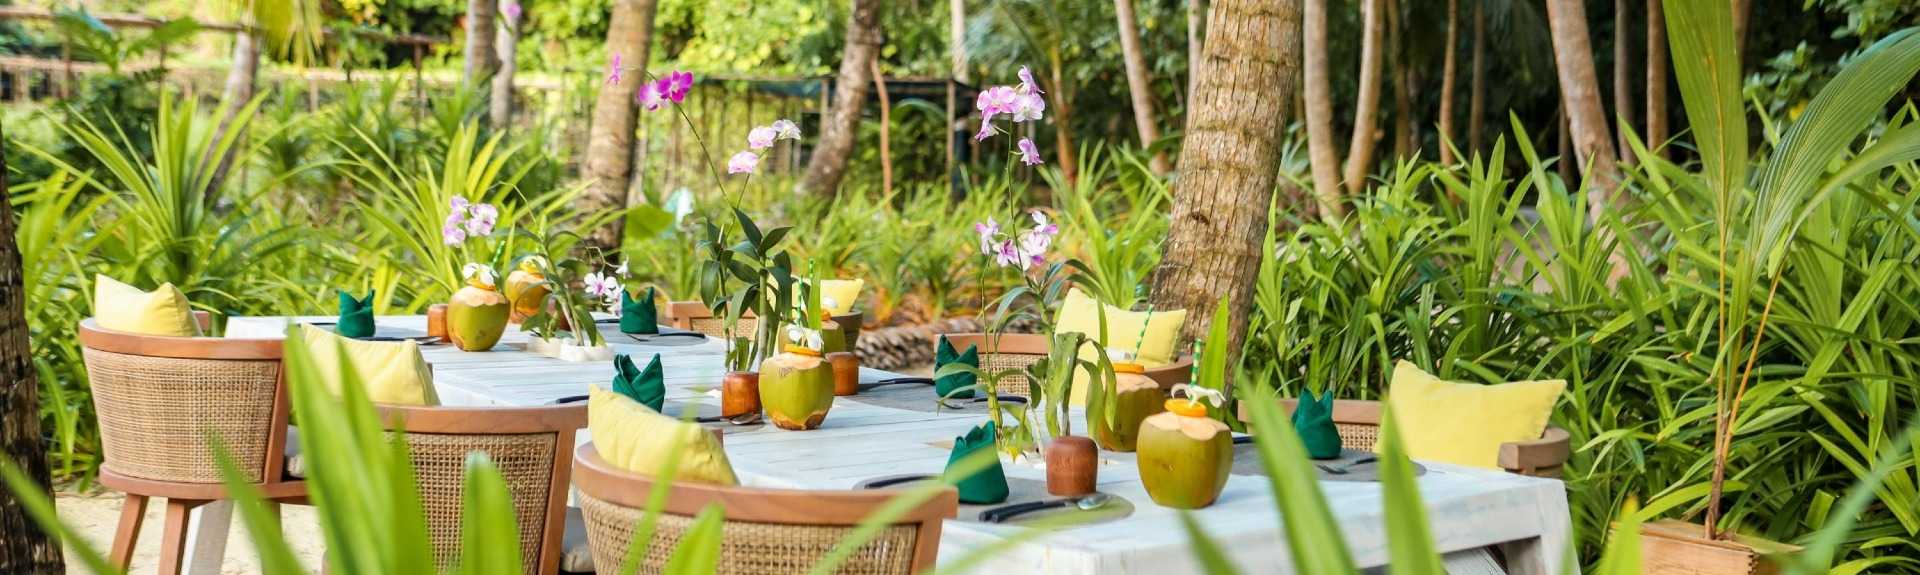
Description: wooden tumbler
xmin=1046 ymin=435 xmax=1099 ymax=497
xmin=827 ymin=352 xmax=860 ymax=396
xmin=721 ymin=371 xmax=761 ymax=418
xmin=426 ymin=304 xmax=449 ymax=339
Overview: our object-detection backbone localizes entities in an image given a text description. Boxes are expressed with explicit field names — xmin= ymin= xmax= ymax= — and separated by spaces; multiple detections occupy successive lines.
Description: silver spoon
xmin=980 ymin=493 xmax=1112 ymax=523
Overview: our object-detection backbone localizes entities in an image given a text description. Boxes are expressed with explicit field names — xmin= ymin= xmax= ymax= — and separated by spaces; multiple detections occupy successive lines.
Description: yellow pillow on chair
xmin=1054 ymin=288 xmax=1187 ymax=404
xmin=93 ymin=274 xmax=198 ymax=337
xmin=1381 ymin=360 xmax=1564 ymax=468
xmin=588 ymin=386 xmax=738 ymax=485
xmin=298 ymin=324 xmax=439 ymax=406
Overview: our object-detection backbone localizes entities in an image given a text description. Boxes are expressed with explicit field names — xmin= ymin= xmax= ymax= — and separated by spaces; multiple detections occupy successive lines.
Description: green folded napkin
xmin=611 ymin=353 xmax=665 ymax=412
xmin=337 ymin=288 xmax=376 ymax=338
xmin=1293 ymin=389 xmax=1343 ymax=460
xmin=621 ymin=287 xmax=659 ymax=335
xmin=943 ymin=421 xmax=1009 ymax=504
xmin=934 ymin=338 xmax=978 ymax=400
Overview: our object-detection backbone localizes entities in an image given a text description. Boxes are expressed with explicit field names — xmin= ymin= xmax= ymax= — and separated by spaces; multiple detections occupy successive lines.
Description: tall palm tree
xmin=1151 ymin=0 xmax=1301 ymax=374
xmin=464 ymin=0 xmax=499 ymax=87
xmin=802 ymin=0 xmax=883 ymax=197
xmin=583 ymin=0 xmax=661 ymax=247
xmin=1114 ymin=0 xmax=1171 ymax=174
xmin=1438 ymin=0 xmax=1460 ymax=165
xmin=1544 ymin=0 xmax=1622 ymax=208
xmin=0 ymin=119 xmax=64 ymax=574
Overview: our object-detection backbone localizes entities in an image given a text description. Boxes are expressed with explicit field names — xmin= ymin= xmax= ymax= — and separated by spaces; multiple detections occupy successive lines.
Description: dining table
xmin=177 ymin=314 xmax=1576 ymax=575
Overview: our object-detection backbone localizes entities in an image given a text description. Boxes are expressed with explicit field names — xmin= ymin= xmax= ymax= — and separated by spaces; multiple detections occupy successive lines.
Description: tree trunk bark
xmin=1545 ymin=0 xmax=1622 ymax=210
xmin=951 ymin=0 xmax=969 ymax=84
xmin=1151 ymin=0 xmax=1300 ymax=387
xmin=872 ymin=58 xmax=893 ymax=197
xmin=1613 ymin=0 xmax=1634 ymax=163
xmin=0 ymin=119 xmax=64 ymax=574
xmin=1341 ymin=0 xmax=1384 ymax=196
xmin=1115 ymin=0 xmax=1172 ymax=175
xmin=1646 ymin=0 xmax=1668 ymax=159
xmin=1188 ymin=0 xmax=1210 ymax=101
xmin=1468 ymin=0 xmax=1487 ymax=154
xmin=489 ymin=13 xmax=519 ymax=131
xmin=463 ymin=0 xmax=500 ymax=87
xmin=582 ymin=0 xmax=659 ymax=248
xmin=801 ymin=0 xmax=882 ymax=197
xmin=1303 ymin=0 xmax=1345 ymax=219
xmin=1387 ymin=0 xmax=1413 ymax=161
xmin=1048 ymin=62 xmax=1079 ymax=183
xmin=1730 ymin=0 xmax=1749 ymax=60
xmin=1438 ymin=0 xmax=1459 ymax=164
xmin=204 ymin=30 xmax=259 ymax=205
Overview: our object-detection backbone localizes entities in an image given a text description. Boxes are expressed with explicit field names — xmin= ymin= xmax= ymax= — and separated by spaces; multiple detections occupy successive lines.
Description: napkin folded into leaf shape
xmin=621 ymin=287 xmax=659 ymax=335
xmin=611 ymin=353 xmax=665 ymax=412
xmin=1293 ymin=389 xmax=1343 ymax=460
xmin=943 ymin=421 xmax=1009 ymax=504
xmin=934 ymin=338 xmax=978 ymax=400
xmin=337 ymin=288 xmax=376 ymax=338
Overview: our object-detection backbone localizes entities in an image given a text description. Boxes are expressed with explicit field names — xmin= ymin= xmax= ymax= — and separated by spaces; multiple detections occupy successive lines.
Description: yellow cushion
xmin=588 ymin=386 xmax=738 ymax=485
xmin=1380 ymin=360 xmax=1565 ymax=468
xmin=819 ymin=279 xmax=863 ymax=315
xmin=1055 ymin=288 xmax=1186 ymax=404
xmin=93 ymin=274 xmax=197 ymax=337
xmin=298 ymin=324 xmax=439 ymax=406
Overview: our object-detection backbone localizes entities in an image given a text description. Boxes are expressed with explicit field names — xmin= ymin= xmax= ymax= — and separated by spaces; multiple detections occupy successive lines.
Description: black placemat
xmin=855 ymin=475 xmax=1135 ymax=527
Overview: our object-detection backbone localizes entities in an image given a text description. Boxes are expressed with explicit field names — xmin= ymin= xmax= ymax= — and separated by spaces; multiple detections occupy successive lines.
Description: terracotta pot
xmin=827 ymin=352 xmax=860 ymax=396
xmin=1045 ymin=435 xmax=1098 ymax=497
xmin=1635 ymin=519 xmax=1800 ymax=575
xmin=721 ymin=371 xmax=761 ymax=418
xmin=426 ymin=304 xmax=449 ymax=339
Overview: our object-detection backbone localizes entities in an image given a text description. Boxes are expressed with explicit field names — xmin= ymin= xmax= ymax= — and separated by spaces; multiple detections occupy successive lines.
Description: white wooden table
xmin=194 ymin=315 xmax=1575 ymax=575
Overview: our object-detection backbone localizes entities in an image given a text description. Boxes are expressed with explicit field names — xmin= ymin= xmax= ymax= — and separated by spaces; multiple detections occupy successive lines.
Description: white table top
xmin=229 ymin=315 xmax=1573 ymax=575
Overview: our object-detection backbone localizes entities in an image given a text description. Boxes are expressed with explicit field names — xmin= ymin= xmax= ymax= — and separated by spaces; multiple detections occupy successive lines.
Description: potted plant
xmin=514 ymin=224 xmax=620 ymax=362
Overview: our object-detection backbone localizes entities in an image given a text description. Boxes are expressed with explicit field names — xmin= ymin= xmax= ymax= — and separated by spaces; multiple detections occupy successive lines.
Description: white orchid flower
xmin=1171 ymin=384 xmax=1226 ymax=408
xmin=462 ymin=263 xmax=497 ymax=288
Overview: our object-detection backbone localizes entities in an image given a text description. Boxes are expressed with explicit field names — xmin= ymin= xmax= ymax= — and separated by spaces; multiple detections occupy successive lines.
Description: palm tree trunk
xmin=1341 ymin=0 xmax=1385 ymax=196
xmin=1114 ymin=0 xmax=1171 ymax=175
xmin=801 ymin=0 xmax=882 ymax=197
xmin=204 ymin=30 xmax=259 ymax=205
xmin=1545 ymin=0 xmax=1622 ymax=208
xmin=582 ymin=0 xmax=660 ymax=248
xmin=1613 ymin=0 xmax=1634 ymax=163
xmin=1188 ymin=0 xmax=1210 ymax=100
xmin=1646 ymin=0 xmax=1668 ymax=158
xmin=1048 ymin=61 xmax=1079 ymax=183
xmin=489 ymin=13 xmax=519 ymax=131
xmin=1387 ymin=0 xmax=1413 ymax=160
xmin=0 ymin=119 xmax=64 ymax=574
xmin=1468 ymin=0 xmax=1487 ymax=154
xmin=1150 ymin=0 xmax=1300 ymax=380
xmin=871 ymin=58 xmax=893 ymax=196
xmin=1303 ymin=0 xmax=1345 ymax=219
xmin=463 ymin=0 xmax=500 ymax=87
xmin=1730 ymin=0 xmax=1749 ymax=59
xmin=1438 ymin=0 xmax=1459 ymax=164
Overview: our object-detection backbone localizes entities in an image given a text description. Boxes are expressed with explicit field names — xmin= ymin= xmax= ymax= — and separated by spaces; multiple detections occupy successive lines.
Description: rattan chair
xmin=938 ymin=333 xmax=1194 ymax=399
xmin=1238 ymin=398 xmax=1572 ymax=477
xmin=571 ymin=442 xmax=958 ymax=574
xmin=77 ymin=313 xmax=306 ymax=575
xmin=373 ymin=404 xmax=588 ymax=575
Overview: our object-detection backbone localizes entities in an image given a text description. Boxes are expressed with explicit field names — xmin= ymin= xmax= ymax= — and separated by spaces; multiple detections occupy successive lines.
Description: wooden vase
xmin=827 ymin=352 xmax=860 ymax=396
xmin=721 ymin=371 xmax=761 ymax=418
xmin=1636 ymin=519 xmax=1799 ymax=575
xmin=1045 ymin=435 xmax=1098 ymax=497
xmin=426 ymin=304 xmax=448 ymax=339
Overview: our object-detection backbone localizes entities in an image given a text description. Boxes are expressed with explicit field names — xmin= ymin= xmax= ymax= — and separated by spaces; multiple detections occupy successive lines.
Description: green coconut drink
xmin=1090 ymin=363 xmax=1167 ymax=452
xmin=503 ymin=258 xmax=550 ymax=324
xmin=448 ymin=266 xmax=511 ymax=351
xmin=758 ymin=345 xmax=836 ymax=430
xmin=1136 ymin=397 xmax=1233 ymax=509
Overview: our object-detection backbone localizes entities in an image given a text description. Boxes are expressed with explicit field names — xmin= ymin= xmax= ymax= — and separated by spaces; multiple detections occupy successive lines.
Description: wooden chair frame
xmin=571 ymin=442 xmax=958 ymax=572
xmin=374 ymin=403 xmax=588 ymax=575
xmin=77 ymin=313 xmax=306 ymax=574
xmin=939 ymin=332 xmax=1195 ymax=389
xmin=1237 ymin=398 xmax=1572 ymax=477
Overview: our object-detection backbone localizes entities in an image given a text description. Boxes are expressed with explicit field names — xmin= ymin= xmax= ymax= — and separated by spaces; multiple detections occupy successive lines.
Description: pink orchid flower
xmin=727 ymin=151 xmax=761 ymax=175
xmin=637 ymin=81 xmax=665 ymax=111
xmin=747 ymin=126 xmax=778 ymax=150
xmin=973 ymin=217 xmax=1000 ymax=255
xmin=664 ymin=71 xmax=694 ymax=102
xmin=1017 ymin=66 xmax=1043 ymax=96
xmin=770 ymin=119 xmax=801 ymax=140
xmin=1016 ymin=138 xmax=1044 ymax=166
xmin=604 ymin=54 xmax=623 ymax=87
xmin=1011 ymin=92 xmax=1046 ymax=123
xmin=503 ymin=2 xmax=522 ymax=23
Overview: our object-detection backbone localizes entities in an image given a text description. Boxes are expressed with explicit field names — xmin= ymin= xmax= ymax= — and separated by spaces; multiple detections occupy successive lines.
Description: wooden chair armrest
xmin=1498 ymin=426 xmax=1571 ymax=474
xmin=193 ymin=310 xmax=213 ymax=333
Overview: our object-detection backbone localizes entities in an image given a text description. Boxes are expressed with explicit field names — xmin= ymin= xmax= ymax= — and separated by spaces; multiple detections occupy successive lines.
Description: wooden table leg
xmin=183 ymin=499 xmax=235 ymax=575
xmin=108 ymin=493 xmax=148 ymax=569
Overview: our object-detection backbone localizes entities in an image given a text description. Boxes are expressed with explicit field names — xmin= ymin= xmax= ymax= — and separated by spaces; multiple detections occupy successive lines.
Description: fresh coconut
xmin=503 ymin=258 xmax=550 ymax=324
xmin=1136 ymin=396 xmax=1232 ymax=509
xmin=758 ymin=348 xmax=835 ymax=430
xmin=448 ymin=264 xmax=511 ymax=351
xmin=1090 ymin=363 xmax=1166 ymax=452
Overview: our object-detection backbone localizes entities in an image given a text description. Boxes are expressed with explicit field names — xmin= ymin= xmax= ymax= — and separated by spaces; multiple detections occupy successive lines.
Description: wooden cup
xmin=721 ymin=371 xmax=761 ymax=418
xmin=426 ymin=304 xmax=449 ymax=339
xmin=827 ymin=352 xmax=860 ymax=396
xmin=1045 ymin=435 xmax=1098 ymax=497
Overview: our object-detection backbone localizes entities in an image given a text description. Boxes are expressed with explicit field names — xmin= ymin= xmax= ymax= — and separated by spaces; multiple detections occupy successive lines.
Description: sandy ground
xmin=57 ymin=490 xmax=326 ymax=574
